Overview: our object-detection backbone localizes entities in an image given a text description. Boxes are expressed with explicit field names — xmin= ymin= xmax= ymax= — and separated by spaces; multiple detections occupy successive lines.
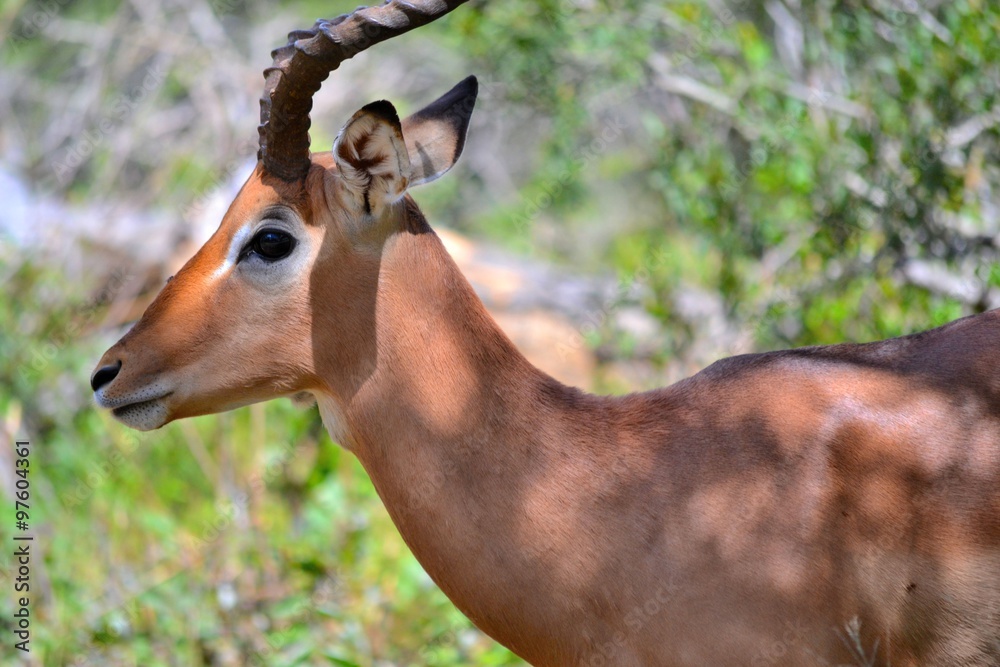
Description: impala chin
xmin=94 ymin=383 xmax=174 ymax=431
xmin=110 ymin=397 xmax=171 ymax=431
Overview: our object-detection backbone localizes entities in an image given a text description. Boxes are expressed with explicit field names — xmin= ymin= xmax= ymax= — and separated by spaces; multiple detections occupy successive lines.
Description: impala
xmin=91 ymin=1 xmax=1000 ymax=664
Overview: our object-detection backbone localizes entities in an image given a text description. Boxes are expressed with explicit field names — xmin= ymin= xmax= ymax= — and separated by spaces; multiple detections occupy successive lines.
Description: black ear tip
xmin=359 ymin=99 xmax=401 ymax=127
xmin=460 ymin=74 xmax=478 ymax=96
xmin=452 ymin=75 xmax=477 ymax=103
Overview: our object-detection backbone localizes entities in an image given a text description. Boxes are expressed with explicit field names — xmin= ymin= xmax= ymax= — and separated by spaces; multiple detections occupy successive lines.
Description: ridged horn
xmin=258 ymin=0 xmax=471 ymax=182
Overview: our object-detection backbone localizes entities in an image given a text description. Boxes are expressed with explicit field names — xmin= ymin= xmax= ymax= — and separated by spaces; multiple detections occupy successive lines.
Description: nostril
xmin=91 ymin=360 xmax=122 ymax=392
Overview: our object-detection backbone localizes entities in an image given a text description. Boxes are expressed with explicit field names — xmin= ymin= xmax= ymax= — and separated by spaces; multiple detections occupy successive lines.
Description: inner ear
xmin=401 ymin=76 xmax=478 ymax=187
xmin=332 ymin=100 xmax=411 ymax=215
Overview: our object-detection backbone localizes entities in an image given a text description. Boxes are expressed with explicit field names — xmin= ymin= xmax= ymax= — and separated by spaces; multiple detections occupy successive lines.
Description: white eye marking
xmin=210 ymin=223 xmax=253 ymax=280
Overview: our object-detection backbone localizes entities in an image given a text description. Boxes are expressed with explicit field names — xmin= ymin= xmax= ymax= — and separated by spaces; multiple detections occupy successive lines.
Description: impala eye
xmin=249 ymin=229 xmax=294 ymax=261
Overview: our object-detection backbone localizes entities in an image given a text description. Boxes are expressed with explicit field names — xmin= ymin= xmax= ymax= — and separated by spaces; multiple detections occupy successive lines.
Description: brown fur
xmin=94 ymin=100 xmax=1000 ymax=666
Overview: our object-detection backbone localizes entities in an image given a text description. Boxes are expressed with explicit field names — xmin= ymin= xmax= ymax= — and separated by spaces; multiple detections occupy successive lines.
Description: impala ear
xmin=401 ymin=75 xmax=478 ymax=187
xmin=333 ymin=100 xmax=411 ymax=216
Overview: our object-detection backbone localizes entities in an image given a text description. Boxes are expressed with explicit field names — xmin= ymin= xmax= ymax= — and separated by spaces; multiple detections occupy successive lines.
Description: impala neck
xmin=312 ymin=200 xmax=606 ymax=659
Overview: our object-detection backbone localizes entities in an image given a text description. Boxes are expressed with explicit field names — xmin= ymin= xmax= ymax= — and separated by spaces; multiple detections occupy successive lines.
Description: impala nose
xmin=91 ymin=360 xmax=122 ymax=392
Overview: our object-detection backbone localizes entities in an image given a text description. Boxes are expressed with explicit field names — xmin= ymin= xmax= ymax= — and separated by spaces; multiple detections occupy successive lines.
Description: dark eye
xmin=249 ymin=229 xmax=294 ymax=261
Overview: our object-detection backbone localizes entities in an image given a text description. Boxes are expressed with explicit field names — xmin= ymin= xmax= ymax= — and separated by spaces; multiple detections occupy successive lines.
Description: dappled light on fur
xmin=83 ymin=2 xmax=1000 ymax=665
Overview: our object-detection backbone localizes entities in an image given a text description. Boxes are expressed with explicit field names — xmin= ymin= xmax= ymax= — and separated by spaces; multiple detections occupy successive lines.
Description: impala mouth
xmin=96 ymin=387 xmax=173 ymax=431
xmin=109 ymin=396 xmax=172 ymax=431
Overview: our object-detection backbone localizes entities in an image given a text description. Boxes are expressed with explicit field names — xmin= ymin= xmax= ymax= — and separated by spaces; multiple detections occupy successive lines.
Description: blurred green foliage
xmin=455 ymin=0 xmax=999 ymax=358
xmin=3 ymin=0 xmax=1000 ymax=665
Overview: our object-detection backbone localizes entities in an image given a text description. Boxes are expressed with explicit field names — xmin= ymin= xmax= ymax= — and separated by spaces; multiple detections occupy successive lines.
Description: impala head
xmin=91 ymin=1 xmax=475 ymax=431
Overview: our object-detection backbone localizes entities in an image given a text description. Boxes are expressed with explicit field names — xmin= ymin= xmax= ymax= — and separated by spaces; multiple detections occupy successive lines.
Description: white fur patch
xmin=210 ymin=223 xmax=252 ymax=280
xmin=332 ymin=110 xmax=411 ymax=214
xmin=316 ymin=393 xmax=352 ymax=451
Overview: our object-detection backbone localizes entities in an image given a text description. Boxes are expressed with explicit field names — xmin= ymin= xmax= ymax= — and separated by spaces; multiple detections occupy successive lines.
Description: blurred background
xmin=1 ymin=0 xmax=999 ymax=664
